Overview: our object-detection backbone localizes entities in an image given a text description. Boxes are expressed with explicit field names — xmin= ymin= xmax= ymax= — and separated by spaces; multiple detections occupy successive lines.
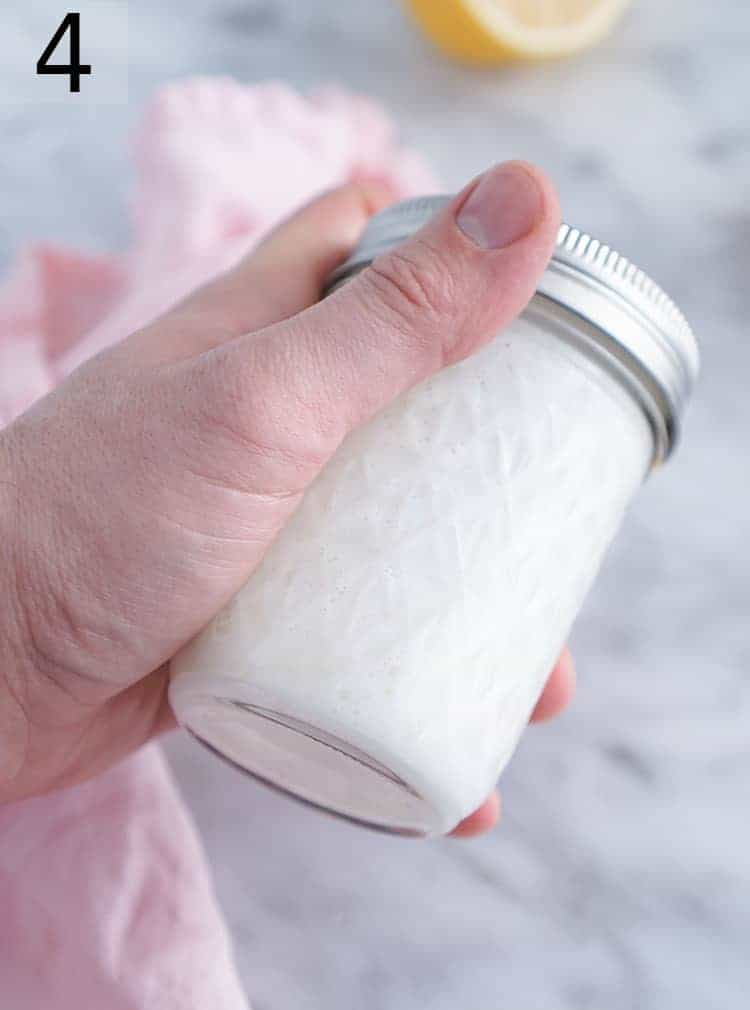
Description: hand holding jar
xmin=0 ymin=163 xmax=575 ymax=836
xmin=171 ymin=162 xmax=698 ymax=834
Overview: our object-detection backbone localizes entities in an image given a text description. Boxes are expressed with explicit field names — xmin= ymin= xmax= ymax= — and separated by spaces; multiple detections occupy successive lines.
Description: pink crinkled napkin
xmin=0 ymin=78 xmax=436 ymax=1009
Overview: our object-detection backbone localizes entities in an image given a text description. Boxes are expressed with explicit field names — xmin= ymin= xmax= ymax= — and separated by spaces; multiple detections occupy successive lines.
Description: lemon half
xmin=405 ymin=0 xmax=631 ymax=63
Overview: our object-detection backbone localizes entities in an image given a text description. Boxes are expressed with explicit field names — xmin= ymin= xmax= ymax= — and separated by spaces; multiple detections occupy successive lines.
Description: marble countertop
xmin=2 ymin=1 xmax=749 ymax=1007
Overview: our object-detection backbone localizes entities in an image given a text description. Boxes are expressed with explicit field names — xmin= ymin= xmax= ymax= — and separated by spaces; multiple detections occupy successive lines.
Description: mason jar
xmin=169 ymin=196 xmax=699 ymax=837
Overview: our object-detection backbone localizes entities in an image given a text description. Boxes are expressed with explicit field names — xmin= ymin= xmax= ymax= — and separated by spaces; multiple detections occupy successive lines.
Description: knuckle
xmin=182 ymin=353 xmax=330 ymax=496
xmin=364 ymin=239 xmax=457 ymax=334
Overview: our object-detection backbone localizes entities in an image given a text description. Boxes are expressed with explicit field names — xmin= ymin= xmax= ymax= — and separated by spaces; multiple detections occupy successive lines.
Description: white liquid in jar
xmin=170 ymin=310 xmax=653 ymax=835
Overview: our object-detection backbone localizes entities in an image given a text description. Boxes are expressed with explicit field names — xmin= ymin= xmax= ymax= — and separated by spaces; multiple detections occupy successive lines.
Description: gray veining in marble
xmin=1 ymin=1 xmax=749 ymax=1007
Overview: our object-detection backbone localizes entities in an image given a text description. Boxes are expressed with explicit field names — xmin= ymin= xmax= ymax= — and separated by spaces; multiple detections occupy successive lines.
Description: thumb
xmin=197 ymin=162 xmax=560 ymax=484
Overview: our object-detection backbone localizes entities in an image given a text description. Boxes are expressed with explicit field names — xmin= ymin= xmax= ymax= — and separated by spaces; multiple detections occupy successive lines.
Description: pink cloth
xmin=0 ymin=78 xmax=436 ymax=1008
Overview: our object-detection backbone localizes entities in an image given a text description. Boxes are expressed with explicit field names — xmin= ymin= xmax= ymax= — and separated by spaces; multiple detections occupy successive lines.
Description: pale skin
xmin=0 ymin=162 xmax=574 ymax=836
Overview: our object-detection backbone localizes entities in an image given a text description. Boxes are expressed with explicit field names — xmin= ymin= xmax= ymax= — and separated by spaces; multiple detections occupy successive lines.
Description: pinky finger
xmin=530 ymin=648 xmax=577 ymax=723
xmin=449 ymin=791 xmax=501 ymax=839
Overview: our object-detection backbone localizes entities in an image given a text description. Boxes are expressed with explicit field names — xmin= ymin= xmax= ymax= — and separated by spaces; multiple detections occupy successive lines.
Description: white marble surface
xmin=2 ymin=1 xmax=749 ymax=1007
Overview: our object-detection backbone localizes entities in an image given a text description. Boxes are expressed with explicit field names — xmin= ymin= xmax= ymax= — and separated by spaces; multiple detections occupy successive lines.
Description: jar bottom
xmin=174 ymin=688 xmax=441 ymax=836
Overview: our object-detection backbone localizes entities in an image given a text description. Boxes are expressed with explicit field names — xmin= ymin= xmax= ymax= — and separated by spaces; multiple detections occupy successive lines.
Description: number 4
xmin=37 ymin=13 xmax=92 ymax=93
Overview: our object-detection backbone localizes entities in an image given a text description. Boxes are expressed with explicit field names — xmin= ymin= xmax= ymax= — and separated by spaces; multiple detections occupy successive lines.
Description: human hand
xmin=0 ymin=161 xmax=572 ymax=832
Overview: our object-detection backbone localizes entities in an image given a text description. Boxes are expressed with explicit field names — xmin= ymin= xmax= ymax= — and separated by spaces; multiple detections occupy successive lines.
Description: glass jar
xmin=169 ymin=197 xmax=699 ymax=836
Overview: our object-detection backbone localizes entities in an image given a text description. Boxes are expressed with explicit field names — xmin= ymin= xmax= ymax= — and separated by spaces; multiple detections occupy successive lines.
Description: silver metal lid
xmin=326 ymin=195 xmax=699 ymax=461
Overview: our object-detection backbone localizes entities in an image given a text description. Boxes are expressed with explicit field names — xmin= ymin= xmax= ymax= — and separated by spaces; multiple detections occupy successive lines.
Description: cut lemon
xmin=404 ymin=0 xmax=631 ymax=63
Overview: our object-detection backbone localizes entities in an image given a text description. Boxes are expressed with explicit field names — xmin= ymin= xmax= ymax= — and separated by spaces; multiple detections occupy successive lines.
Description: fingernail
xmin=456 ymin=162 xmax=544 ymax=250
